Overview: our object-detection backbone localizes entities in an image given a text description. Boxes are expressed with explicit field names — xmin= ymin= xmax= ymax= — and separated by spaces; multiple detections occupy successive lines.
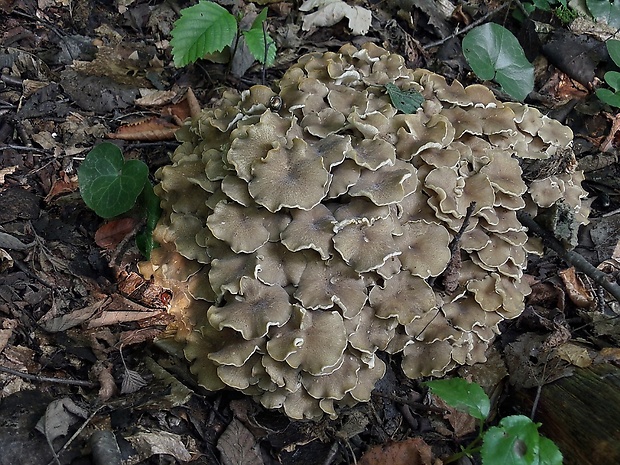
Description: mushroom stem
xmin=518 ymin=211 xmax=620 ymax=303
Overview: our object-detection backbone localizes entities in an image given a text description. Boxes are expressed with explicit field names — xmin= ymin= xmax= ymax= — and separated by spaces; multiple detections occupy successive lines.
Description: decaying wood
xmin=514 ymin=362 xmax=620 ymax=465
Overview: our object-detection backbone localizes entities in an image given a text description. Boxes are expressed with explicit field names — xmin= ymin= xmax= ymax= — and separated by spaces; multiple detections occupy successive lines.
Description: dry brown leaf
xmin=358 ymin=437 xmax=438 ymax=465
xmin=0 ymin=248 xmax=13 ymax=273
xmin=44 ymin=173 xmax=79 ymax=203
xmin=555 ymin=342 xmax=593 ymax=368
xmin=598 ymin=347 xmax=620 ymax=362
xmin=433 ymin=396 xmax=477 ymax=438
xmin=126 ymin=430 xmax=192 ymax=462
xmin=559 ymin=267 xmax=594 ymax=308
xmin=87 ymin=310 xmax=162 ymax=328
xmin=121 ymin=367 xmax=148 ymax=394
xmin=95 ymin=217 xmax=138 ymax=250
xmin=135 ymin=89 xmax=178 ymax=107
xmin=39 ymin=299 xmax=108 ymax=332
xmin=35 ymin=398 xmax=89 ymax=443
xmin=91 ymin=361 xmax=118 ymax=401
xmin=107 ymin=116 xmax=179 ymax=141
xmin=217 ymin=418 xmax=264 ymax=465
xmin=0 ymin=166 xmax=17 ymax=184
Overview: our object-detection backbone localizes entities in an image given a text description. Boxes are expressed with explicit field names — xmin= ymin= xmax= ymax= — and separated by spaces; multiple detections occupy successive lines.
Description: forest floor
xmin=1 ymin=0 xmax=620 ymax=464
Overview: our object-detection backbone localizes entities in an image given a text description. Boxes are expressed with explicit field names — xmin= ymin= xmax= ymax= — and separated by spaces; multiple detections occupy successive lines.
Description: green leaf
xmin=605 ymin=70 xmax=620 ymax=91
xmin=532 ymin=0 xmax=553 ymax=11
xmin=384 ymin=83 xmax=424 ymax=114
xmin=78 ymin=143 xmax=149 ymax=219
xmin=171 ymin=1 xmax=237 ymax=67
xmin=587 ymin=0 xmax=620 ymax=28
xmin=462 ymin=23 xmax=534 ymax=101
xmin=607 ymin=39 xmax=620 ymax=67
xmin=242 ymin=8 xmax=276 ymax=65
xmin=596 ymin=88 xmax=620 ymax=107
xmin=481 ymin=415 xmax=541 ymax=465
xmin=136 ymin=182 xmax=161 ymax=259
xmin=424 ymin=378 xmax=490 ymax=421
xmin=538 ymin=436 xmax=563 ymax=465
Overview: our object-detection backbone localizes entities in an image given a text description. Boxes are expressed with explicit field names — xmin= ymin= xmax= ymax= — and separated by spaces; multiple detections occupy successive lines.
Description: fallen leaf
xmin=0 ymin=231 xmax=33 ymax=250
xmin=358 ymin=437 xmax=437 ymax=465
xmin=433 ymin=395 xmax=477 ymax=438
xmin=95 ymin=217 xmax=139 ymax=249
xmin=107 ymin=116 xmax=179 ymax=141
xmin=300 ymin=0 xmax=371 ymax=35
xmin=44 ymin=173 xmax=79 ymax=203
xmin=35 ymin=398 xmax=89 ymax=443
xmin=555 ymin=342 xmax=593 ymax=368
xmin=39 ymin=298 xmax=108 ymax=332
xmin=0 ymin=248 xmax=13 ymax=272
xmin=87 ymin=310 xmax=163 ymax=327
xmin=135 ymin=89 xmax=178 ymax=107
xmin=121 ymin=367 xmax=148 ymax=394
xmin=217 ymin=418 xmax=264 ymax=465
xmin=559 ymin=267 xmax=594 ymax=308
xmin=126 ymin=430 xmax=192 ymax=462
xmin=0 ymin=166 xmax=17 ymax=184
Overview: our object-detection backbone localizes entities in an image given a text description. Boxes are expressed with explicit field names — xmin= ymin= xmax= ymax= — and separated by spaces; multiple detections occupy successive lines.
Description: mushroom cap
xmin=146 ymin=43 xmax=588 ymax=420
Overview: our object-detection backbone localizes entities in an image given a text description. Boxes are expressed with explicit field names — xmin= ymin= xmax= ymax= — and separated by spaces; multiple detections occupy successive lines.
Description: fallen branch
xmin=0 ymin=365 xmax=96 ymax=388
xmin=517 ymin=211 xmax=620 ymax=303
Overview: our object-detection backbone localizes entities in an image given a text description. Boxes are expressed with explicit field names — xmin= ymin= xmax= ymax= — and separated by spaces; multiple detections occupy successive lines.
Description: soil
xmin=1 ymin=1 xmax=620 ymax=464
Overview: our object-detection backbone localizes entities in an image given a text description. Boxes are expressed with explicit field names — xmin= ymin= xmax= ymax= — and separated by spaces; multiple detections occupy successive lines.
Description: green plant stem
xmin=226 ymin=23 xmax=242 ymax=78
xmin=443 ymin=419 xmax=485 ymax=464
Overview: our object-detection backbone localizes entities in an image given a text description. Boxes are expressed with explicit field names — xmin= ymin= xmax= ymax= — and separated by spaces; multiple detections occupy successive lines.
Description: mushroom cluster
xmin=140 ymin=43 xmax=588 ymax=419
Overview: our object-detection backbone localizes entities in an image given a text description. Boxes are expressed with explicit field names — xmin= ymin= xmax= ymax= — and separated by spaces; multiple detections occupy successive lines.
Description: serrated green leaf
xmin=78 ymin=143 xmax=148 ymax=219
xmin=587 ymin=0 xmax=620 ymax=28
xmin=424 ymin=378 xmax=490 ymax=420
xmin=171 ymin=1 xmax=237 ymax=67
xmin=462 ymin=23 xmax=534 ymax=101
xmin=384 ymin=83 xmax=424 ymax=114
xmin=538 ymin=436 xmax=563 ymax=465
xmin=607 ymin=39 xmax=620 ymax=67
xmin=596 ymin=88 xmax=620 ymax=107
xmin=481 ymin=415 xmax=541 ymax=465
xmin=242 ymin=8 xmax=276 ymax=65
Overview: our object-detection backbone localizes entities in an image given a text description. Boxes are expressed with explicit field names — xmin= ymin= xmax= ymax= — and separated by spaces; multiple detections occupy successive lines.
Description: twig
xmin=0 ymin=365 xmax=96 ymax=387
xmin=46 ymin=406 xmax=105 ymax=465
xmin=517 ymin=211 xmax=620 ymax=303
xmin=423 ymin=3 xmax=510 ymax=49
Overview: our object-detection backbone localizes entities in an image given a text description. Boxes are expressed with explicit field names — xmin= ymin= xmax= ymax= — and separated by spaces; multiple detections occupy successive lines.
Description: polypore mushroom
xmin=143 ymin=43 xmax=589 ymax=420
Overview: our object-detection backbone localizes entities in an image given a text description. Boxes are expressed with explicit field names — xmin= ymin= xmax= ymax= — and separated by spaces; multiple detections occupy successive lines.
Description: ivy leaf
xmin=607 ymin=39 xmax=620 ymax=67
xmin=596 ymin=88 xmax=620 ymax=108
xmin=462 ymin=23 xmax=534 ymax=101
xmin=605 ymin=71 xmax=620 ymax=91
xmin=424 ymin=378 xmax=490 ymax=421
xmin=481 ymin=415 xmax=541 ymax=465
xmin=170 ymin=1 xmax=237 ymax=67
xmin=78 ymin=143 xmax=148 ymax=219
xmin=384 ymin=83 xmax=424 ymax=114
xmin=586 ymin=0 xmax=620 ymax=28
xmin=242 ymin=8 xmax=276 ymax=65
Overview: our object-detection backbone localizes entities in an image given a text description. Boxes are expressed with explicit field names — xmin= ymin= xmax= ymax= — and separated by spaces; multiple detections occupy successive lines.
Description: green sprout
xmin=78 ymin=142 xmax=161 ymax=259
xmin=170 ymin=1 xmax=275 ymax=68
xmin=424 ymin=378 xmax=563 ymax=465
